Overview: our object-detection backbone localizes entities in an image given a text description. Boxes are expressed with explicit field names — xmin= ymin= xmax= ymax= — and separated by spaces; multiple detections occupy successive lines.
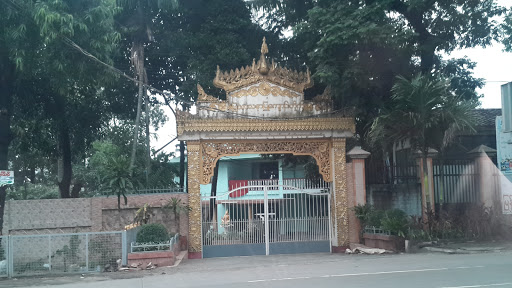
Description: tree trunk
xmin=419 ymin=38 xmax=436 ymax=74
xmin=0 ymin=57 xmax=14 ymax=235
xmin=209 ymin=162 xmax=220 ymax=220
xmin=129 ymin=41 xmax=145 ymax=176
xmin=145 ymin=86 xmax=150 ymax=187
xmin=71 ymin=183 xmax=82 ymax=198
xmin=29 ymin=166 xmax=36 ymax=183
xmin=179 ymin=141 xmax=185 ymax=189
xmin=58 ymin=124 xmax=72 ymax=198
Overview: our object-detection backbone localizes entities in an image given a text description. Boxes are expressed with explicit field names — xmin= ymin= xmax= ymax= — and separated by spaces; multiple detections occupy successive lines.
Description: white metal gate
xmin=201 ymin=182 xmax=331 ymax=258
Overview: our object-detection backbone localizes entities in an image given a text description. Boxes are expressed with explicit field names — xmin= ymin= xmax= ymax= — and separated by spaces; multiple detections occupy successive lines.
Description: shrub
xmin=136 ymin=223 xmax=169 ymax=243
xmin=353 ymin=204 xmax=373 ymax=228
xmin=382 ymin=209 xmax=409 ymax=237
xmin=367 ymin=209 xmax=385 ymax=228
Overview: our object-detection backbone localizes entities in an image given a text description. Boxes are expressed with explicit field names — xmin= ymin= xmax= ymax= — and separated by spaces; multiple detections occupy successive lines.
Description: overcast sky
xmin=451 ymin=43 xmax=512 ymax=109
xmin=456 ymin=0 xmax=512 ymax=109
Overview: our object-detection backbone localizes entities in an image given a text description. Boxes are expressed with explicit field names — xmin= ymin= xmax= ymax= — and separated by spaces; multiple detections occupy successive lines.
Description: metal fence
xmin=366 ymin=162 xmax=419 ymax=185
xmin=97 ymin=187 xmax=185 ymax=196
xmin=131 ymin=233 xmax=180 ymax=252
xmin=433 ymin=159 xmax=479 ymax=204
xmin=1 ymin=231 xmax=126 ymax=278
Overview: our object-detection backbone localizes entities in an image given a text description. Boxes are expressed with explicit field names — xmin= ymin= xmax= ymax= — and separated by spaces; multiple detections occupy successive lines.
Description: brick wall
xmin=4 ymin=198 xmax=93 ymax=235
xmin=3 ymin=193 xmax=189 ymax=237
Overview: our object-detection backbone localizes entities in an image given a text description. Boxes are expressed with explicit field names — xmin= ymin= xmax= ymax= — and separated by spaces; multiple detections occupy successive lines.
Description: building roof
xmin=474 ymin=109 xmax=501 ymax=127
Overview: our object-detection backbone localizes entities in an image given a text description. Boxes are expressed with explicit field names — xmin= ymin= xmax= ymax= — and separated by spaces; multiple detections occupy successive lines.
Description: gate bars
xmin=201 ymin=182 xmax=332 ymax=256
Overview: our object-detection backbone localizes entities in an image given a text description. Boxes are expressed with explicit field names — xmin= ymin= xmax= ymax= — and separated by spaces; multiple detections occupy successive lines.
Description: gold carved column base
xmin=186 ymin=141 xmax=203 ymax=258
xmin=332 ymin=138 xmax=349 ymax=250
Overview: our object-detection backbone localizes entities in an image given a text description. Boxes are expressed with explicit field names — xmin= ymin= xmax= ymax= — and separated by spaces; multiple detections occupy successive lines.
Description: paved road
xmin=1 ymin=251 xmax=512 ymax=288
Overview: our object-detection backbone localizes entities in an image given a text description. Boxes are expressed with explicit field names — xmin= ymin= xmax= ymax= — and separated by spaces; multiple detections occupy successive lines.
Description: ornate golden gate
xmin=177 ymin=38 xmax=355 ymax=258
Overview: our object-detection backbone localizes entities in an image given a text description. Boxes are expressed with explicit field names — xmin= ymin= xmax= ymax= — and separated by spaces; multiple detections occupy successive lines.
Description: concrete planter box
xmin=128 ymin=241 xmax=181 ymax=268
xmin=128 ymin=251 xmax=177 ymax=267
xmin=363 ymin=233 xmax=405 ymax=252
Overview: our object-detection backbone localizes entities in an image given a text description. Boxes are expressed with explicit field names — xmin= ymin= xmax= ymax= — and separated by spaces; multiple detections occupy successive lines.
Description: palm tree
xmin=103 ymin=155 xmax=135 ymax=210
xmin=369 ymin=74 xmax=476 ymax=217
xmin=164 ymin=197 xmax=191 ymax=235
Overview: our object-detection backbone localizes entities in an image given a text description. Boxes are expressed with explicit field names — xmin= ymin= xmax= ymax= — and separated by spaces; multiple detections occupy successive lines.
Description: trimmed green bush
xmin=382 ymin=209 xmax=409 ymax=237
xmin=136 ymin=223 xmax=169 ymax=243
xmin=367 ymin=209 xmax=385 ymax=228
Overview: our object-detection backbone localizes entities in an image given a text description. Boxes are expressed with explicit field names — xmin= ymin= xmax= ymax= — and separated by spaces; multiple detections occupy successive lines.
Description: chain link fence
xmin=2 ymin=231 xmax=126 ymax=278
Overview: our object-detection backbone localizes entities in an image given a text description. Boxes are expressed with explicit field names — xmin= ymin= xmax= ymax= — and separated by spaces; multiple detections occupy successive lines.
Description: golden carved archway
xmin=200 ymin=139 xmax=332 ymax=185
xmin=177 ymin=38 xmax=355 ymax=258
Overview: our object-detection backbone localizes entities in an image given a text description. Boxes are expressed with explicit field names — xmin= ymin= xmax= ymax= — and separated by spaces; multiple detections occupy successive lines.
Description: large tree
xmin=252 ymin=0 xmax=501 ymax=146
xmin=1 ymin=0 xmax=120 ymax=197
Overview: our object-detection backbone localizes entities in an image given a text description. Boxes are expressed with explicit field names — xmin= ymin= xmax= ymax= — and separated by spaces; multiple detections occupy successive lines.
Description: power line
xmin=2 ymin=0 xmax=353 ymax=121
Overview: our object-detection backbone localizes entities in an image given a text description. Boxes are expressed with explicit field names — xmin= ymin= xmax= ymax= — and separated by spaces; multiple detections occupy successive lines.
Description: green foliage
xmin=164 ymin=197 xmax=190 ymax=233
xmin=423 ymin=204 xmax=509 ymax=241
xmin=252 ymin=0 xmax=498 ymax=148
xmin=367 ymin=209 xmax=385 ymax=229
xmin=352 ymin=204 xmax=373 ymax=228
xmin=55 ymin=235 xmax=82 ymax=270
xmin=164 ymin=198 xmax=191 ymax=216
xmin=381 ymin=209 xmax=409 ymax=238
xmin=84 ymin=118 xmax=178 ymax=193
xmin=359 ymin=207 xmax=408 ymax=237
xmin=369 ymin=74 xmax=477 ymax=153
xmin=101 ymin=155 xmax=134 ymax=209
xmin=7 ymin=183 xmax=60 ymax=200
xmin=136 ymin=223 xmax=169 ymax=244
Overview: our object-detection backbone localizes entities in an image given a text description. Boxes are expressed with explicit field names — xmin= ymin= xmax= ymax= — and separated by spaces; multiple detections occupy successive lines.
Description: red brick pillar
xmin=347 ymin=146 xmax=370 ymax=244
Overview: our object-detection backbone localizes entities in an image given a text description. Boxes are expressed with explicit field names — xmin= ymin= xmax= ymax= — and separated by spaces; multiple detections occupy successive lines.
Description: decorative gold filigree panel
xmin=229 ymin=82 xmax=302 ymax=99
xmin=200 ymin=140 xmax=332 ymax=185
xmin=333 ymin=138 xmax=348 ymax=246
xmin=177 ymin=117 xmax=355 ymax=136
xmin=186 ymin=141 xmax=202 ymax=253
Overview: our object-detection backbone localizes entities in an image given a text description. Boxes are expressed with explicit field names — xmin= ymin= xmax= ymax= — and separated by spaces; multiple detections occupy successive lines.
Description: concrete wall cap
xmin=467 ymin=144 xmax=497 ymax=157
xmin=347 ymin=146 xmax=371 ymax=159
xmin=413 ymin=148 xmax=438 ymax=158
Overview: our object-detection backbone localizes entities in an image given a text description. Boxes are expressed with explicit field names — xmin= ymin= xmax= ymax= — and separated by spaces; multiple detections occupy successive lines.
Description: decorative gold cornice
xmin=229 ymin=82 xmax=302 ymax=99
xmin=213 ymin=38 xmax=313 ymax=93
xmin=177 ymin=117 xmax=355 ymax=135
xmin=197 ymin=84 xmax=220 ymax=103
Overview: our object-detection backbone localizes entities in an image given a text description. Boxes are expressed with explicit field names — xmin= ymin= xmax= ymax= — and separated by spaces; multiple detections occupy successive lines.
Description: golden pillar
xmin=186 ymin=141 xmax=202 ymax=257
xmin=332 ymin=138 xmax=348 ymax=247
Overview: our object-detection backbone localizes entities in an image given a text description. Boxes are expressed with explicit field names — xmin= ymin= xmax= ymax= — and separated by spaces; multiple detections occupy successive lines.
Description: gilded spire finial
xmin=213 ymin=36 xmax=314 ymax=92
xmin=258 ymin=37 xmax=269 ymax=75
xmin=261 ymin=37 xmax=268 ymax=56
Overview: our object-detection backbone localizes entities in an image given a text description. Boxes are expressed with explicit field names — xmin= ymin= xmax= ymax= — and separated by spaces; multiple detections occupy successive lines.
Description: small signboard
xmin=0 ymin=170 xmax=14 ymax=186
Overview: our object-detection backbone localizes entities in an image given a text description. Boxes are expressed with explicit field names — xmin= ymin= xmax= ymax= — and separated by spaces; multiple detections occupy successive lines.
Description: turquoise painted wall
xmin=171 ymin=154 xmax=308 ymax=197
